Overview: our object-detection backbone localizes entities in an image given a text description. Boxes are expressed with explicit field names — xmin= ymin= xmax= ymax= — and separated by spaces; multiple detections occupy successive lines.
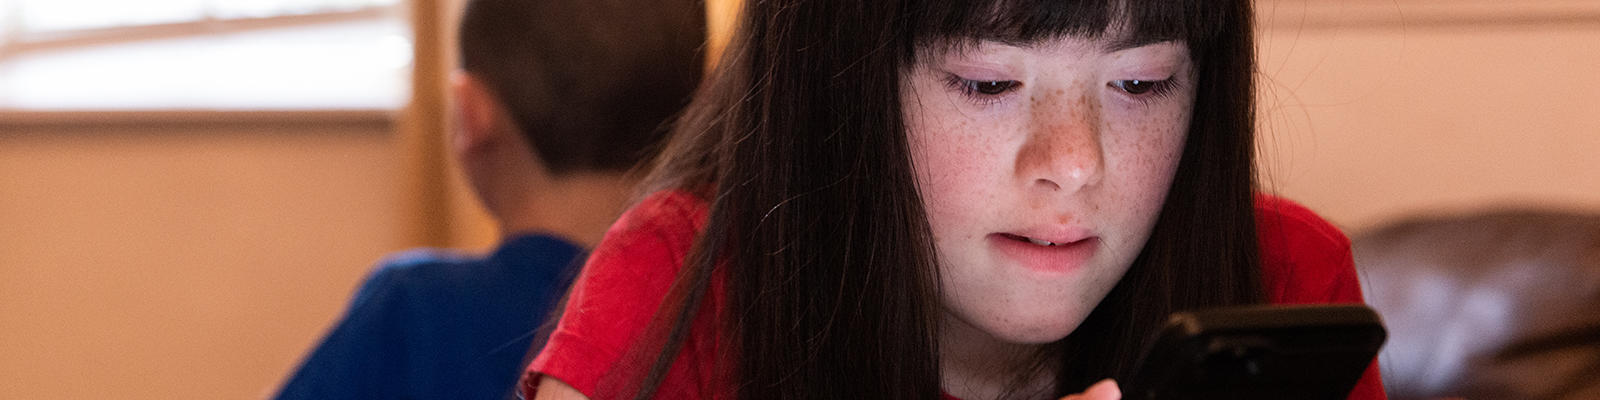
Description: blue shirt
xmin=275 ymin=233 xmax=584 ymax=400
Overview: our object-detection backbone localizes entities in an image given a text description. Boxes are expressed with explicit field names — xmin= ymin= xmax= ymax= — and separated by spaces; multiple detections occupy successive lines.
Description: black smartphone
xmin=1121 ymin=304 xmax=1387 ymax=400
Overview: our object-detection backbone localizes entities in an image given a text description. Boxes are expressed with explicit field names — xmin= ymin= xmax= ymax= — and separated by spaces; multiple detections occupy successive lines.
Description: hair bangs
xmin=908 ymin=0 xmax=1224 ymax=60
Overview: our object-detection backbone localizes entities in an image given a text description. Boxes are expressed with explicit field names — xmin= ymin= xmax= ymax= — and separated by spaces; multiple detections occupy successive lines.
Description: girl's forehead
xmin=919 ymin=32 xmax=1182 ymax=59
xmin=909 ymin=0 xmax=1206 ymax=55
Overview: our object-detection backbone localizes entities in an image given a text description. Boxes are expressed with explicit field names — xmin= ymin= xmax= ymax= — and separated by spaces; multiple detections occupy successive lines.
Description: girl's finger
xmin=1059 ymin=379 xmax=1121 ymax=400
xmin=1083 ymin=379 xmax=1121 ymax=399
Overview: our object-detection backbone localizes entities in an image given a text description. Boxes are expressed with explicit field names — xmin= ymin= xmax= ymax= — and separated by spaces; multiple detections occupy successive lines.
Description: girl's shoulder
xmin=580 ymin=189 xmax=711 ymax=287
xmin=526 ymin=189 xmax=715 ymax=398
xmin=1254 ymin=194 xmax=1349 ymax=253
xmin=1253 ymin=193 xmax=1363 ymax=304
xmin=621 ymin=189 xmax=711 ymax=235
xmin=1248 ymin=193 xmax=1350 ymax=259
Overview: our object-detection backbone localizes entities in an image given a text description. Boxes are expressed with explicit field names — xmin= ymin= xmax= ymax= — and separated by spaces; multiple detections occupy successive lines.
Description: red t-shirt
xmin=525 ymin=191 xmax=1387 ymax=400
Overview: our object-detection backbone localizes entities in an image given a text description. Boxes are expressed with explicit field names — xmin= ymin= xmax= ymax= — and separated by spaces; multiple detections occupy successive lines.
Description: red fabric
xmin=525 ymin=191 xmax=1386 ymax=400
xmin=1253 ymin=194 xmax=1387 ymax=400
xmin=523 ymin=191 xmax=720 ymax=400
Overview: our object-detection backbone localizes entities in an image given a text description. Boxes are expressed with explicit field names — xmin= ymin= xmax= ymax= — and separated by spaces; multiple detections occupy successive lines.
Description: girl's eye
xmin=943 ymin=75 xmax=1022 ymax=102
xmin=1108 ymin=77 xmax=1183 ymax=105
xmin=1110 ymin=79 xmax=1162 ymax=95
xmin=967 ymin=80 xmax=1019 ymax=95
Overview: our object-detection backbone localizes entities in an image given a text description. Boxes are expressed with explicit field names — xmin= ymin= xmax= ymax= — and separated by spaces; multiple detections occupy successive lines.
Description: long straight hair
xmin=626 ymin=0 xmax=1264 ymax=398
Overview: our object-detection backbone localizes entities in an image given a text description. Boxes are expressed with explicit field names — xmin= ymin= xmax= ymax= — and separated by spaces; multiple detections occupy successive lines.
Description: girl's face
xmin=904 ymin=36 xmax=1195 ymax=346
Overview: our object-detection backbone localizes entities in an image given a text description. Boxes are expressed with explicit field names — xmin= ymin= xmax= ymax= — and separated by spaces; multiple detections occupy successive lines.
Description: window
xmin=1 ymin=0 xmax=400 ymax=42
xmin=0 ymin=0 xmax=410 ymax=111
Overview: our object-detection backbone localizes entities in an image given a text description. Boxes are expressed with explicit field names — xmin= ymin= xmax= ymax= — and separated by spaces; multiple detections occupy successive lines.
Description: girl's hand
xmin=1058 ymin=379 xmax=1120 ymax=400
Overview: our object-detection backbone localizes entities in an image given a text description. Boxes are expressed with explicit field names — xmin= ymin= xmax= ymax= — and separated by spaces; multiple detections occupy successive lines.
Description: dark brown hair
xmin=457 ymin=0 xmax=706 ymax=175
xmin=629 ymin=0 xmax=1265 ymax=398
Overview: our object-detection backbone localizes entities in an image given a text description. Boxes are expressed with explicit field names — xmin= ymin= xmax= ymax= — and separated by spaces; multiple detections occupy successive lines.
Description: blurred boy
xmin=274 ymin=0 xmax=703 ymax=398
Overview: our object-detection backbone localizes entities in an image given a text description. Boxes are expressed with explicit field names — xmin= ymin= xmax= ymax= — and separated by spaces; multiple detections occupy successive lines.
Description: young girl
xmin=524 ymin=0 xmax=1386 ymax=399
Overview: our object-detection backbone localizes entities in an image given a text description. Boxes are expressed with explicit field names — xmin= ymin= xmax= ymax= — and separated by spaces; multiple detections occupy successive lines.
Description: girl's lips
xmin=988 ymin=233 xmax=1098 ymax=274
xmin=1005 ymin=225 xmax=1093 ymax=246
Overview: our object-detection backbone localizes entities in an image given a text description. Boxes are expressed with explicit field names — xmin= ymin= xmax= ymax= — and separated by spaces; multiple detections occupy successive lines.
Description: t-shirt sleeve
xmin=1254 ymin=195 xmax=1387 ymax=400
xmin=1255 ymin=194 xmax=1367 ymax=305
xmin=522 ymin=191 xmax=707 ymax=398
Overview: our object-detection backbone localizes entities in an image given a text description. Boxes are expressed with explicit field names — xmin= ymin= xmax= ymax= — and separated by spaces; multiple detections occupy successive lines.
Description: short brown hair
xmin=458 ymin=0 xmax=705 ymax=175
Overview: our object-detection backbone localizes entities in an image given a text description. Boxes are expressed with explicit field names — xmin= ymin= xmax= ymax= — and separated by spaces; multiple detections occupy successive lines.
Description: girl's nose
xmin=1016 ymin=89 xmax=1105 ymax=194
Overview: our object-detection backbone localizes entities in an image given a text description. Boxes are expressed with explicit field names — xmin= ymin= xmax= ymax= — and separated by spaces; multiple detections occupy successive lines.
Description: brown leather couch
xmin=1352 ymin=210 xmax=1600 ymax=400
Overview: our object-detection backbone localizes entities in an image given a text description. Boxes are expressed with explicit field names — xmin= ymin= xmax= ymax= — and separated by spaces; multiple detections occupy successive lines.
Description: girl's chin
xmin=980 ymin=316 xmax=1087 ymax=345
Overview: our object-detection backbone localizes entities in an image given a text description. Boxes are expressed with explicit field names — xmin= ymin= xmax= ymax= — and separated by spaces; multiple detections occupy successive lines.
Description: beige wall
xmin=0 ymin=0 xmax=494 ymax=397
xmin=0 ymin=115 xmax=409 ymax=399
xmin=1256 ymin=0 xmax=1600 ymax=231
xmin=1 ymin=1 xmax=1596 ymax=399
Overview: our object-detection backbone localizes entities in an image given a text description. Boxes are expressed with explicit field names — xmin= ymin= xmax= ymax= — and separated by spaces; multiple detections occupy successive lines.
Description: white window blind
xmin=2 ymin=0 xmax=399 ymax=34
xmin=0 ymin=0 xmax=410 ymax=111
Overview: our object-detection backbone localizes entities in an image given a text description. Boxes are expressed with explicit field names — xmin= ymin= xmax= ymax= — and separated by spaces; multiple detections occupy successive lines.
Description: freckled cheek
xmin=909 ymin=110 xmax=995 ymax=188
xmin=906 ymin=113 xmax=1001 ymax=238
xmin=914 ymin=139 xmax=988 ymax=222
xmin=1104 ymin=113 xmax=1188 ymax=197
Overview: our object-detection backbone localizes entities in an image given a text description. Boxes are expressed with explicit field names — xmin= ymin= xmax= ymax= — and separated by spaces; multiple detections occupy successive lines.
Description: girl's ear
xmin=448 ymin=70 xmax=505 ymax=153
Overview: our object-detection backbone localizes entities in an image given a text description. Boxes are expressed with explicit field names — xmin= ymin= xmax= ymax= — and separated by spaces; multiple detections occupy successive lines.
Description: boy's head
xmin=455 ymin=0 xmax=706 ymax=176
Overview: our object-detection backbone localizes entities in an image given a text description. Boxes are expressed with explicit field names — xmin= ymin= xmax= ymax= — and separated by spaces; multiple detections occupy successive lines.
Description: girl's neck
xmin=938 ymin=312 xmax=1057 ymax=400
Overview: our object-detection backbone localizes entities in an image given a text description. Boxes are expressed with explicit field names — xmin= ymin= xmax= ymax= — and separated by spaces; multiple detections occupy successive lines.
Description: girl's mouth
xmin=989 ymin=233 xmax=1098 ymax=273
xmin=1001 ymin=233 xmax=1066 ymax=246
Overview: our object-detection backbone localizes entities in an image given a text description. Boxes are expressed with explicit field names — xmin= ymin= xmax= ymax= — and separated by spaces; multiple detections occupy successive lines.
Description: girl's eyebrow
xmin=1104 ymin=30 xmax=1181 ymax=52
